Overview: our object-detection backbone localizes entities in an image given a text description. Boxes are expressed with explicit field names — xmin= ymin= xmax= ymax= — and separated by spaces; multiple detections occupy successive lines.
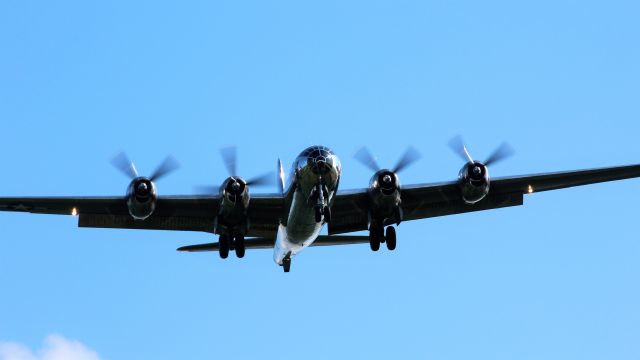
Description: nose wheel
xmin=282 ymin=252 xmax=292 ymax=273
xmin=369 ymin=225 xmax=397 ymax=251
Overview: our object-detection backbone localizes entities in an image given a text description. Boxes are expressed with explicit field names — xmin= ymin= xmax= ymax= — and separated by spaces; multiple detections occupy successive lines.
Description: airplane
xmin=1 ymin=139 xmax=640 ymax=272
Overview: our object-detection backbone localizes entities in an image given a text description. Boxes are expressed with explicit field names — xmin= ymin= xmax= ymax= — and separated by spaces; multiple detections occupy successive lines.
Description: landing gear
xmin=312 ymin=180 xmax=331 ymax=224
xmin=235 ymin=234 xmax=245 ymax=258
xmin=314 ymin=205 xmax=332 ymax=223
xmin=385 ymin=226 xmax=397 ymax=251
xmin=369 ymin=225 xmax=383 ymax=252
xmin=219 ymin=235 xmax=230 ymax=259
xmin=218 ymin=233 xmax=246 ymax=259
xmin=323 ymin=205 xmax=331 ymax=223
xmin=369 ymin=225 xmax=397 ymax=252
xmin=282 ymin=252 xmax=292 ymax=273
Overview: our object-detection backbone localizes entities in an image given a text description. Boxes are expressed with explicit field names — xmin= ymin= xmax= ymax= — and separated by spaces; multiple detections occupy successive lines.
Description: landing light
xmin=71 ymin=207 xmax=78 ymax=216
xmin=527 ymin=185 xmax=534 ymax=194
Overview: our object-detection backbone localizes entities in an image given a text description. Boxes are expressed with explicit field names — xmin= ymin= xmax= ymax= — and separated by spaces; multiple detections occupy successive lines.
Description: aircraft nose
xmin=309 ymin=155 xmax=330 ymax=174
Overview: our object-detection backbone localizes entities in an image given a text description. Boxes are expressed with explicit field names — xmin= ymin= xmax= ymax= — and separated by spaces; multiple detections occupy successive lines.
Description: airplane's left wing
xmin=0 ymin=195 xmax=284 ymax=236
xmin=329 ymin=164 xmax=640 ymax=235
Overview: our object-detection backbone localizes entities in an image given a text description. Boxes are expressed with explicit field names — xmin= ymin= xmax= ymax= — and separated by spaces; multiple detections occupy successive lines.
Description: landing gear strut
xmin=315 ymin=205 xmax=323 ymax=223
xmin=323 ymin=205 xmax=331 ymax=223
xmin=312 ymin=181 xmax=331 ymax=224
xmin=282 ymin=252 xmax=292 ymax=273
xmin=314 ymin=205 xmax=332 ymax=223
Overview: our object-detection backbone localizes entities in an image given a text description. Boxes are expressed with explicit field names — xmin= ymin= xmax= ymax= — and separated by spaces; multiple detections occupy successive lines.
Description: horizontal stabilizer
xmin=177 ymin=235 xmax=370 ymax=252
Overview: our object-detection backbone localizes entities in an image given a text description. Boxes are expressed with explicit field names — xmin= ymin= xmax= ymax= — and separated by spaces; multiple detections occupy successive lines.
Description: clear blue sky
xmin=1 ymin=1 xmax=639 ymax=359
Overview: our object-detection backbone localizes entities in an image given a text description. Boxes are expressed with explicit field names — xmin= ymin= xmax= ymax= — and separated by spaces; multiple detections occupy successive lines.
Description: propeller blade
xmin=354 ymin=147 xmax=380 ymax=172
xmin=150 ymin=155 xmax=180 ymax=181
xmin=246 ymin=171 xmax=276 ymax=187
xmin=448 ymin=136 xmax=474 ymax=164
xmin=111 ymin=152 xmax=138 ymax=179
xmin=393 ymin=146 xmax=422 ymax=173
xmin=220 ymin=146 xmax=237 ymax=176
xmin=485 ymin=142 xmax=515 ymax=166
xmin=277 ymin=158 xmax=285 ymax=194
xmin=193 ymin=185 xmax=221 ymax=195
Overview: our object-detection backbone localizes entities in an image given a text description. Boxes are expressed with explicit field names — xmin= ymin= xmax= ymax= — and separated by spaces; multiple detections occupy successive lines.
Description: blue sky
xmin=1 ymin=0 xmax=639 ymax=359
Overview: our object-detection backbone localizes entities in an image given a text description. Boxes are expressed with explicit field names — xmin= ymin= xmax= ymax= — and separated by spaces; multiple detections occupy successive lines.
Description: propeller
xmin=220 ymin=146 xmax=238 ymax=177
xmin=111 ymin=152 xmax=180 ymax=181
xmin=354 ymin=146 xmax=421 ymax=174
xmin=194 ymin=146 xmax=276 ymax=195
xmin=277 ymin=158 xmax=285 ymax=194
xmin=448 ymin=136 xmax=514 ymax=167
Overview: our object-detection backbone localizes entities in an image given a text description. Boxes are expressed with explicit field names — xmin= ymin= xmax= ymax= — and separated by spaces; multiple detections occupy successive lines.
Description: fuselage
xmin=274 ymin=146 xmax=341 ymax=264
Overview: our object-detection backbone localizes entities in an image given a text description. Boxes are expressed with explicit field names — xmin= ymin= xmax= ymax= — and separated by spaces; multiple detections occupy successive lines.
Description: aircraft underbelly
xmin=273 ymin=190 xmax=323 ymax=264
xmin=286 ymin=194 xmax=321 ymax=243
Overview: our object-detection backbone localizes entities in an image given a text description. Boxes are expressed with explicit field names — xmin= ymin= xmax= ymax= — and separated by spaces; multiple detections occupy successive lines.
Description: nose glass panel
xmin=297 ymin=146 xmax=341 ymax=175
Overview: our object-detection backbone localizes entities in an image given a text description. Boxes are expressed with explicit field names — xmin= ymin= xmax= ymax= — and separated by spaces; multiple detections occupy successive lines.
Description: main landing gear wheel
xmin=369 ymin=225 xmax=383 ymax=252
xmin=219 ymin=235 xmax=230 ymax=259
xmin=385 ymin=226 xmax=397 ymax=251
xmin=235 ymin=234 xmax=245 ymax=258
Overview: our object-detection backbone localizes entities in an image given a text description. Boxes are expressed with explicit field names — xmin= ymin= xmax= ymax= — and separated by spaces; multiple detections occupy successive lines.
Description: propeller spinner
xmin=355 ymin=146 xmax=421 ymax=193
xmin=448 ymin=136 xmax=515 ymax=204
xmin=111 ymin=152 xmax=180 ymax=220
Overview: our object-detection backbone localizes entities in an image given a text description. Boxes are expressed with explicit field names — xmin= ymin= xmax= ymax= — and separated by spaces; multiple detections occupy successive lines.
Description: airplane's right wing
xmin=0 ymin=194 xmax=285 ymax=237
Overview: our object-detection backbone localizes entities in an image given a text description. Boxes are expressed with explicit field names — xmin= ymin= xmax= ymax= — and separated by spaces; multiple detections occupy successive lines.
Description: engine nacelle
xmin=217 ymin=177 xmax=251 ymax=228
xmin=367 ymin=170 xmax=402 ymax=224
xmin=126 ymin=177 xmax=158 ymax=220
xmin=458 ymin=161 xmax=490 ymax=204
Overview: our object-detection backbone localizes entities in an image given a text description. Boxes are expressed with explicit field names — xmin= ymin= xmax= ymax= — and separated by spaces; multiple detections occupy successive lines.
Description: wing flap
xmin=402 ymin=191 xmax=523 ymax=221
xmin=79 ymin=214 xmax=215 ymax=233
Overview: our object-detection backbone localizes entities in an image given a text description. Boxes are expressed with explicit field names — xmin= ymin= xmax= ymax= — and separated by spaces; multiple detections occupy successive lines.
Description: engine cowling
xmin=367 ymin=170 xmax=402 ymax=224
xmin=458 ymin=161 xmax=490 ymax=204
xmin=218 ymin=176 xmax=251 ymax=225
xmin=126 ymin=177 xmax=158 ymax=220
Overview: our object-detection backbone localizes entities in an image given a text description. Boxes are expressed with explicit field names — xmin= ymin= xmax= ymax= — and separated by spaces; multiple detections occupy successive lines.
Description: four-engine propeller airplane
xmin=2 ymin=139 xmax=640 ymax=272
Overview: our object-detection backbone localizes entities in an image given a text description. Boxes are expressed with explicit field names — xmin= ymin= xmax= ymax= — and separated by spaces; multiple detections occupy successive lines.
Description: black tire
xmin=219 ymin=235 xmax=229 ymax=259
xmin=315 ymin=206 xmax=322 ymax=223
xmin=385 ymin=226 xmax=397 ymax=251
xmin=369 ymin=227 xmax=381 ymax=252
xmin=323 ymin=205 xmax=332 ymax=223
xmin=235 ymin=235 xmax=245 ymax=258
